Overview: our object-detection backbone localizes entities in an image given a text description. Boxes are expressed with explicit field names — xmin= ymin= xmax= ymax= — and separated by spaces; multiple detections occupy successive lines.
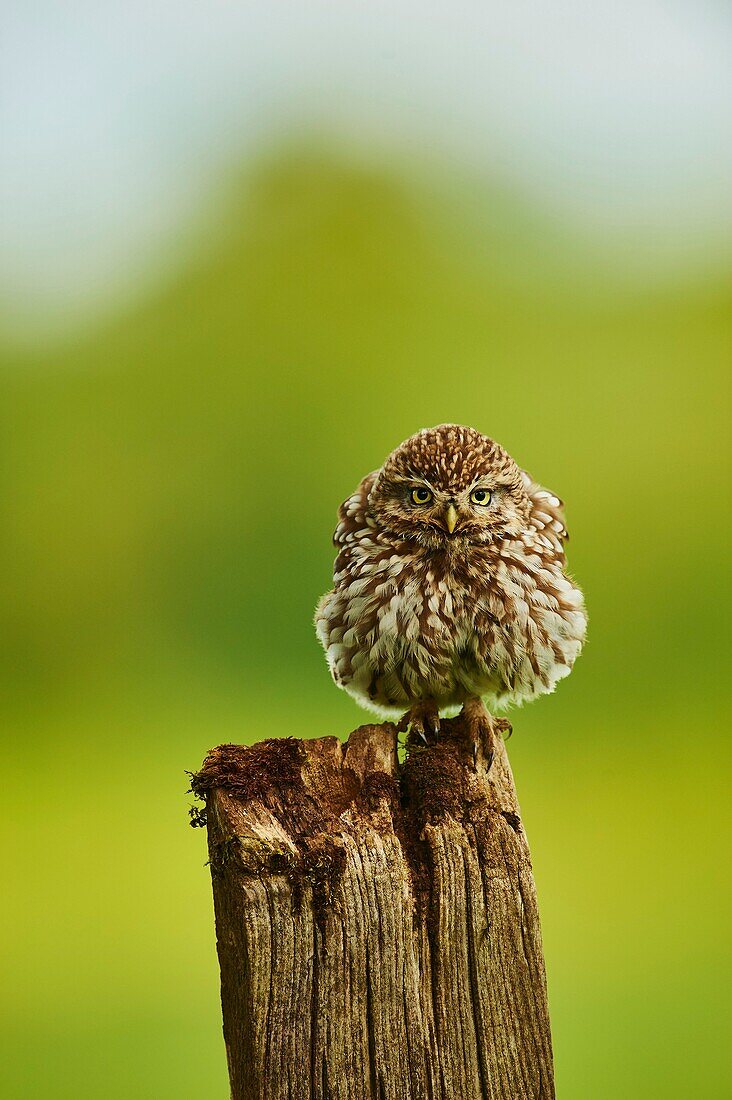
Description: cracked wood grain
xmin=192 ymin=715 xmax=554 ymax=1099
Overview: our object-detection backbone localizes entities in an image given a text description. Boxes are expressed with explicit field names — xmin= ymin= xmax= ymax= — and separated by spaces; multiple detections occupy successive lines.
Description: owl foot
xmin=494 ymin=716 xmax=512 ymax=740
xmin=461 ymin=697 xmax=501 ymax=772
xmin=397 ymin=699 xmax=440 ymax=746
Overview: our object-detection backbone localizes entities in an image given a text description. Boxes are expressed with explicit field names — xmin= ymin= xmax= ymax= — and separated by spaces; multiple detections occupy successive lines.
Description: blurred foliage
xmin=1 ymin=149 xmax=730 ymax=1098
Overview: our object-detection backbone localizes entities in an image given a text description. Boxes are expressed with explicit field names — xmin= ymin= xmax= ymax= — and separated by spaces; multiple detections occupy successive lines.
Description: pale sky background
xmin=2 ymin=1 xmax=731 ymax=337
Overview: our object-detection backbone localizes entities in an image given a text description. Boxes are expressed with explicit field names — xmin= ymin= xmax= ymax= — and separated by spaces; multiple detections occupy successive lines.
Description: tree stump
xmin=191 ymin=715 xmax=554 ymax=1099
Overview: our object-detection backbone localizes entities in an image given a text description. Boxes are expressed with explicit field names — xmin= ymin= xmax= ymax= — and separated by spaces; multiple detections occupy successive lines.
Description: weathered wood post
xmin=191 ymin=714 xmax=554 ymax=1099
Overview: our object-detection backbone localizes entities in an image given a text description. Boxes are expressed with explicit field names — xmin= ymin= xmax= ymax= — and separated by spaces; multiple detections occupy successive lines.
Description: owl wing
xmin=333 ymin=471 xmax=379 ymax=547
xmin=521 ymin=470 xmax=569 ymax=565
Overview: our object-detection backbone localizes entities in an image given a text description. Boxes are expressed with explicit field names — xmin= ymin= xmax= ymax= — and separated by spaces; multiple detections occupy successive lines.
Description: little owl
xmin=315 ymin=425 xmax=586 ymax=766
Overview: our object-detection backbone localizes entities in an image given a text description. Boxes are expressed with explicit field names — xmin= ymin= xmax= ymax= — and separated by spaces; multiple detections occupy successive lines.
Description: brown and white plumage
xmin=315 ymin=425 xmax=586 ymax=760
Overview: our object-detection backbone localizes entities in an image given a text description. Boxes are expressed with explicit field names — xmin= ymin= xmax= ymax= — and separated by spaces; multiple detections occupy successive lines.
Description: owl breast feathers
xmin=315 ymin=424 xmax=587 ymax=719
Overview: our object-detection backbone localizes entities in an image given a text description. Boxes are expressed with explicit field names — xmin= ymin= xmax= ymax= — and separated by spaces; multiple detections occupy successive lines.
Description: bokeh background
xmin=2 ymin=5 xmax=731 ymax=1098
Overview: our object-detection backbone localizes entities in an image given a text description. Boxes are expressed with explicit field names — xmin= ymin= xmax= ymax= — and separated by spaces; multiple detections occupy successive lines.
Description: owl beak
xmin=444 ymin=504 xmax=458 ymax=534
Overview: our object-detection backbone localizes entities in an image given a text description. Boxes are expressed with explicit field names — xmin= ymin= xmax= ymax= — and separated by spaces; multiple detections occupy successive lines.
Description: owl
xmin=315 ymin=425 xmax=586 ymax=766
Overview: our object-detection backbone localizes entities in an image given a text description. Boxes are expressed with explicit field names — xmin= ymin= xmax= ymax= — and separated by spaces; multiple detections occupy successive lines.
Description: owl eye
xmin=470 ymin=488 xmax=492 ymax=506
xmin=410 ymin=487 xmax=433 ymax=506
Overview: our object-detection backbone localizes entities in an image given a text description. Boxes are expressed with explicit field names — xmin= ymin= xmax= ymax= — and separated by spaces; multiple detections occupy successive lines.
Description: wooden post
xmin=191 ymin=715 xmax=554 ymax=1099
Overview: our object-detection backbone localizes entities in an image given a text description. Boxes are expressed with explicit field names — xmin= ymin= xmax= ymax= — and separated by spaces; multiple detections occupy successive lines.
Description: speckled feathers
xmin=316 ymin=425 xmax=586 ymax=721
xmin=379 ymin=424 xmax=525 ymax=496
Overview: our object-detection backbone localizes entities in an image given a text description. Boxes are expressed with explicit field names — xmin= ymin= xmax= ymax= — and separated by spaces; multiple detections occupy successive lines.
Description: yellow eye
xmin=470 ymin=488 xmax=491 ymax=506
xmin=410 ymin=487 xmax=433 ymax=506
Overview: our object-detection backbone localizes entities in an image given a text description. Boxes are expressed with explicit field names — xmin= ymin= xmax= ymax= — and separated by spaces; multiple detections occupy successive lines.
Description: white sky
xmin=2 ymin=1 xmax=731 ymax=334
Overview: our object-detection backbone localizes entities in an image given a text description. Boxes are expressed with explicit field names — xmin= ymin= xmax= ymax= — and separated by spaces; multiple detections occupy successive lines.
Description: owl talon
xmin=472 ymin=737 xmax=494 ymax=772
xmin=462 ymin=697 xmax=497 ymax=772
xmin=397 ymin=700 xmax=440 ymax=745
xmin=494 ymin=717 xmax=513 ymax=740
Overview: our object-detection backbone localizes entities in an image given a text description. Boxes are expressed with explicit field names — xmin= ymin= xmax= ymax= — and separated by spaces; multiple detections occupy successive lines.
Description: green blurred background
xmin=2 ymin=6 xmax=731 ymax=1098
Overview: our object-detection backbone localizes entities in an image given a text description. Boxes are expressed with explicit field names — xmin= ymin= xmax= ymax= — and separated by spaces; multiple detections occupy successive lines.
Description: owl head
xmin=368 ymin=424 xmax=530 ymax=547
